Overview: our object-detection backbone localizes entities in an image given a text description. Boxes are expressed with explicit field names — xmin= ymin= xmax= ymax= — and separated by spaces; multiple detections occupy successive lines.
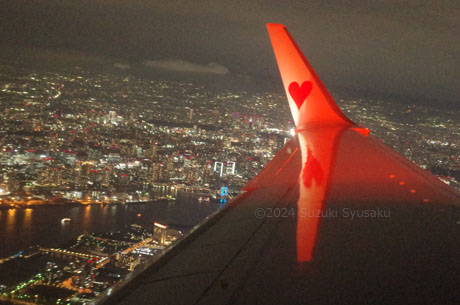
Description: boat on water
xmin=157 ymin=195 xmax=176 ymax=201
xmin=61 ymin=218 xmax=71 ymax=224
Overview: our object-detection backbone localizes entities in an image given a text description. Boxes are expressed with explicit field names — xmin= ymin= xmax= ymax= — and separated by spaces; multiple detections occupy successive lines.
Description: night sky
xmin=1 ymin=0 xmax=459 ymax=105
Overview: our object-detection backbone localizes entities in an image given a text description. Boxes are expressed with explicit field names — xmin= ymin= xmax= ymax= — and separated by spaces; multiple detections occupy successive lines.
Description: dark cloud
xmin=0 ymin=0 xmax=459 ymax=104
xmin=143 ymin=59 xmax=229 ymax=75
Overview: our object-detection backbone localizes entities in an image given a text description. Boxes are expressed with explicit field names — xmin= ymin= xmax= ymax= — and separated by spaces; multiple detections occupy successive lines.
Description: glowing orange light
xmin=399 ymin=181 xmax=405 ymax=186
xmin=410 ymin=189 xmax=416 ymax=194
xmin=389 ymin=174 xmax=396 ymax=179
xmin=351 ymin=127 xmax=370 ymax=137
xmin=137 ymin=213 xmax=141 ymax=217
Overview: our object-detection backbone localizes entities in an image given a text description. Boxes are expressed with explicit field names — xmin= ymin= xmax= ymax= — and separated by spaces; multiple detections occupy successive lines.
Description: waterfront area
xmin=0 ymin=197 xmax=219 ymax=304
xmin=0 ymin=64 xmax=458 ymax=208
xmin=0 ymin=63 xmax=290 ymax=212
xmin=0 ymin=222 xmax=182 ymax=305
xmin=0 ymin=63 xmax=458 ymax=304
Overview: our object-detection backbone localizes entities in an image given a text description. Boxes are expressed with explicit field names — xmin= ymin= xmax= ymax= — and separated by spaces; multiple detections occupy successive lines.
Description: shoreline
xmin=0 ymin=199 xmax=172 ymax=210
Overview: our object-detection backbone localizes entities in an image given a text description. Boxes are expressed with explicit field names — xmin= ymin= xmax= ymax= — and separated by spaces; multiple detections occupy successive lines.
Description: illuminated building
xmin=153 ymin=222 xmax=167 ymax=245
xmin=214 ymin=161 xmax=224 ymax=177
xmin=226 ymin=161 xmax=236 ymax=175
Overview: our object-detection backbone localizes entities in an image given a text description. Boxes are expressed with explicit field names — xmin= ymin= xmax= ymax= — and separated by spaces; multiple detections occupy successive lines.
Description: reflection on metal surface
xmin=296 ymin=126 xmax=345 ymax=263
xmin=294 ymin=125 xmax=460 ymax=264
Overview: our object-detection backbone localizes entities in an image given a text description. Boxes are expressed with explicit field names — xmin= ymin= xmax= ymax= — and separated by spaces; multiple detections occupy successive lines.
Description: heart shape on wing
xmin=288 ymin=81 xmax=313 ymax=110
xmin=303 ymin=148 xmax=323 ymax=188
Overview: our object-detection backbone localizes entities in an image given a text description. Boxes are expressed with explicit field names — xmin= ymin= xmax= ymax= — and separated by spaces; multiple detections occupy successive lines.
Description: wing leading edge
xmin=103 ymin=24 xmax=460 ymax=305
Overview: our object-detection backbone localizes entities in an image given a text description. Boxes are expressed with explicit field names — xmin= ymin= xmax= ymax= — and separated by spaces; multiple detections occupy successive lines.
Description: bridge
xmin=39 ymin=247 xmax=107 ymax=260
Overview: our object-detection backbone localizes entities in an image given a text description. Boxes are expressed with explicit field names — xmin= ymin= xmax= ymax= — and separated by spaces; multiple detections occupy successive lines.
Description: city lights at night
xmin=0 ymin=1 xmax=459 ymax=305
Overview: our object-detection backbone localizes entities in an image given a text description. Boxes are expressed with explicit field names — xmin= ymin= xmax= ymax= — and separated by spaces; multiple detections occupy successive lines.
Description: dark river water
xmin=0 ymin=192 xmax=220 ymax=258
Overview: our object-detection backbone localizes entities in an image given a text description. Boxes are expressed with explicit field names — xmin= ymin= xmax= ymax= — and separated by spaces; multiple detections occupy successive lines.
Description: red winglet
xmin=266 ymin=23 xmax=355 ymax=129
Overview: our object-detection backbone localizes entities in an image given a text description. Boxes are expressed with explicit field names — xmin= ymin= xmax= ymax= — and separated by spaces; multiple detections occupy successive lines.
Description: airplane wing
xmin=101 ymin=24 xmax=460 ymax=305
